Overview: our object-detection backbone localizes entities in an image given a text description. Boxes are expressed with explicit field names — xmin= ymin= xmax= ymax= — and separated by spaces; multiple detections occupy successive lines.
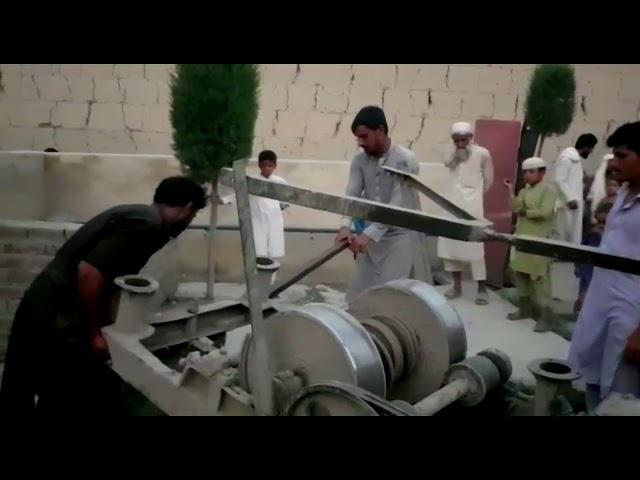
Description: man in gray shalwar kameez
xmin=336 ymin=106 xmax=421 ymax=304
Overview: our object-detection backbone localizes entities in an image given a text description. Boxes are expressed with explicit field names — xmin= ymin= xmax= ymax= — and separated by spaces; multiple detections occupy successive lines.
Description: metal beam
xmin=221 ymin=168 xmax=640 ymax=276
xmin=232 ymin=161 xmax=275 ymax=415
xmin=219 ymin=169 xmax=488 ymax=242
xmin=381 ymin=165 xmax=488 ymax=223
xmin=484 ymin=231 xmax=640 ymax=276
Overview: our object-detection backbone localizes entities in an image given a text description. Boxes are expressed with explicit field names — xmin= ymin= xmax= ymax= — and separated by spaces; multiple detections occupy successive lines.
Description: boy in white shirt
xmin=250 ymin=150 xmax=287 ymax=260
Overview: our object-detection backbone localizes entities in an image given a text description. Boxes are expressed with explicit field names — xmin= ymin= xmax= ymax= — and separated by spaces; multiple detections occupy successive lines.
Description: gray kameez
xmin=340 ymin=144 xmax=420 ymax=303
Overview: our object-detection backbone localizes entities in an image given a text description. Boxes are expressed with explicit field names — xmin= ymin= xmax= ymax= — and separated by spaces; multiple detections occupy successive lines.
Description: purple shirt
xmin=568 ymin=184 xmax=640 ymax=398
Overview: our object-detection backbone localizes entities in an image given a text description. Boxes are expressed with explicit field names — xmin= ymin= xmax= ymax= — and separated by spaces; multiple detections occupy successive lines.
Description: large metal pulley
xmin=348 ymin=279 xmax=467 ymax=403
xmin=240 ymin=279 xmax=468 ymax=408
xmin=241 ymin=303 xmax=387 ymax=398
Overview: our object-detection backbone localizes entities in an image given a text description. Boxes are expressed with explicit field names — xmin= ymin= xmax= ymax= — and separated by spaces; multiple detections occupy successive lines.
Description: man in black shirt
xmin=0 ymin=176 xmax=207 ymax=415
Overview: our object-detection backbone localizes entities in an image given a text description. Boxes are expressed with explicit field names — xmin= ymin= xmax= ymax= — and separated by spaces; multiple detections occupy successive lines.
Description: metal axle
xmin=413 ymin=351 xmax=511 ymax=416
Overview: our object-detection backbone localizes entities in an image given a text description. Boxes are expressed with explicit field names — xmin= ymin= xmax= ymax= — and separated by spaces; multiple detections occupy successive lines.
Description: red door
xmin=474 ymin=120 xmax=522 ymax=287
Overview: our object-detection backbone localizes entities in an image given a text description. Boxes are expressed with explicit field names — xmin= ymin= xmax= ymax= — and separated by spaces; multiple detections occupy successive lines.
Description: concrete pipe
xmin=113 ymin=274 xmax=159 ymax=339
xmin=527 ymin=358 xmax=581 ymax=416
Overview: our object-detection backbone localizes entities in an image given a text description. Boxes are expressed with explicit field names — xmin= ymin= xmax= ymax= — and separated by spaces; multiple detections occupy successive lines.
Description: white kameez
xmin=554 ymin=147 xmax=584 ymax=244
xmin=437 ymin=144 xmax=494 ymax=280
xmin=250 ymin=174 xmax=286 ymax=258
xmin=588 ymin=154 xmax=613 ymax=221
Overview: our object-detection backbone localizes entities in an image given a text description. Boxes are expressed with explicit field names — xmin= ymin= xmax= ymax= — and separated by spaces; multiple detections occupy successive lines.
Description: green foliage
xmin=525 ymin=64 xmax=576 ymax=137
xmin=170 ymin=64 xmax=260 ymax=184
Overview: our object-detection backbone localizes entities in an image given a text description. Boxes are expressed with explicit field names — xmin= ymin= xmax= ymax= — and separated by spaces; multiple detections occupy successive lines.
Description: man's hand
xmin=567 ymin=200 xmax=579 ymax=210
xmin=336 ymin=227 xmax=352 ymax=245
xmin=349 ymin=234 xmax=371 ymax=254
xmin=90 ymin=331 xmax=111 ymax=363
xmin=625 ymin=327 xmax=640 ymax=364
xmin=573 ymin=294 xmax=584 ymax=314
xmin=503 ymin=178 xmax=514 ymax=189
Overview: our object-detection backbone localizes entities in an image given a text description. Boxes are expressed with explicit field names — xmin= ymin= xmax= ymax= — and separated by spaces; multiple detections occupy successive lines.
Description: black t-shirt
xmin=24 ymin=204 xmax=171 ymax=334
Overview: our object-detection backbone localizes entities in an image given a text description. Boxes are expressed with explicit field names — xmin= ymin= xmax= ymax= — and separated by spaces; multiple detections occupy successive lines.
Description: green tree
xmin=170 ymin=64 xmax=260 ymax=299
xmin=524 ymin=64 xmax=576 ymax=156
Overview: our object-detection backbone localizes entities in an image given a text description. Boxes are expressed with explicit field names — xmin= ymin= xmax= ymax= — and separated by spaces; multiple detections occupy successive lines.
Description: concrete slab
xmin=433 ymin=282 xmax=570 ymax=388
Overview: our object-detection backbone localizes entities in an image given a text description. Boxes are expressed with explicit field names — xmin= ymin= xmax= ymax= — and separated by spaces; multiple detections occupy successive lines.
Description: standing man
xmin=0 ymin=176 xmax=207 ymax=415
xmin=504 ymin=157 xmax=558 ymax=333
xmin=437 ymin=122 xmax=494 ymax=305
xmin=554 ymin=133 xmax=598 ymax=244
xmin=568 ymin=122 xmax=640 ymax=413
xmin=336 ymin=106 xmax=420 ymax=304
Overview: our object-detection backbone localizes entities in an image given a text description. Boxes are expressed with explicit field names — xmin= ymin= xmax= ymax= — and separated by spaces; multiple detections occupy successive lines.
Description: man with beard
xmin=0 ymin=176 xmax=207 ymax=415
xmin=554 ymin=133 xmax=598 ymax=244
xmin=336 ymin=106 xmax=421 ymax=303
xmin=437 ymin=122 xmax=494 ymax=305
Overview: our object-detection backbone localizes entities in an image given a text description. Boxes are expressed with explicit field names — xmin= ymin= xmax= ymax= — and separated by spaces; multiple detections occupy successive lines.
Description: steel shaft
xmin=412 ymin=378 xmax=470 ymax=415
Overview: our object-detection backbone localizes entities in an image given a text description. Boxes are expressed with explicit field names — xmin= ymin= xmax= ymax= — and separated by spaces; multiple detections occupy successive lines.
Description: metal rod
xmin=268 ymin=242 xmax=349 ymax=299
xmin=412 ymin=378 xmax=470 ymax=416
xmin=484 ymin=231 xmax=640 ymax=276
xmin=232 ymin=160 xmax=275 ymax=416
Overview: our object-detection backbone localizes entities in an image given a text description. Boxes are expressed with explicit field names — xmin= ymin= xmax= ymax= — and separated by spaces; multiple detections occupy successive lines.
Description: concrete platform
xmin=435 ymin=282 xmax=570 ymax=388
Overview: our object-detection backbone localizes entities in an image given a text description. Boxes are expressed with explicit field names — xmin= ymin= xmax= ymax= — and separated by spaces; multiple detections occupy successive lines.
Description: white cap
xmin=522 ymin=157 xmax=546 ymax=170
xmin=604 ymin=153 xmax=614 ymax=161
xmin=451 ymin=122 xmax=473 ymax=136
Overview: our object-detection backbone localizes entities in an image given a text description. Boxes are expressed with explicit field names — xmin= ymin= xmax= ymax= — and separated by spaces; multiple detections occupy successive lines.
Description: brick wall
xmin=1 ymin=64 xmax=640 ymax=171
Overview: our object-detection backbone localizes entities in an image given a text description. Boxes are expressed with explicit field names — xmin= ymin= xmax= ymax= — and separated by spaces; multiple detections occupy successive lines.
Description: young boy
xmin=250 ymin=150 xmax=287 ymax=260
xmin=597 ymin=176 xmax=620 ymax=210
xmin=574 ymin=202 xmax=613 ymax=314
xmin=504 ymin=157 xmax=559 ymax=333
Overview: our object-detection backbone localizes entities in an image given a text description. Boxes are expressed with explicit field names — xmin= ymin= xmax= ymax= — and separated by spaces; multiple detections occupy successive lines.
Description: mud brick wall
xmin=2 ymin=64 xmax=640 ymax=172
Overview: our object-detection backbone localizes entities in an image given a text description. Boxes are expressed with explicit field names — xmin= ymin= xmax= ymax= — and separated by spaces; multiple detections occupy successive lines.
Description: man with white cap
xmin=503 ymin=157 xmax=558 ymax=333
xmin=554 ymin=133 xmax=598 ymax=244
xmin=437 ymin=122 xmax=494 ymax=305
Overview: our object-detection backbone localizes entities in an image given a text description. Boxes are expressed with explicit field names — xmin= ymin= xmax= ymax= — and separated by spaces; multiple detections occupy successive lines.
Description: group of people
xmin=0 ymin=104 xmax=638 ymax=415
xmin=333 ymin=106 xmax=639 ymax=412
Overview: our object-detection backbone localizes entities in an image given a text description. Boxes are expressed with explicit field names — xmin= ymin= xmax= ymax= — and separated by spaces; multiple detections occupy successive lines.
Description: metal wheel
xmin=242 ymin=304 xmax=387 ymax=401
xmin=348 ymin=279 xmax=467 ymax=403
